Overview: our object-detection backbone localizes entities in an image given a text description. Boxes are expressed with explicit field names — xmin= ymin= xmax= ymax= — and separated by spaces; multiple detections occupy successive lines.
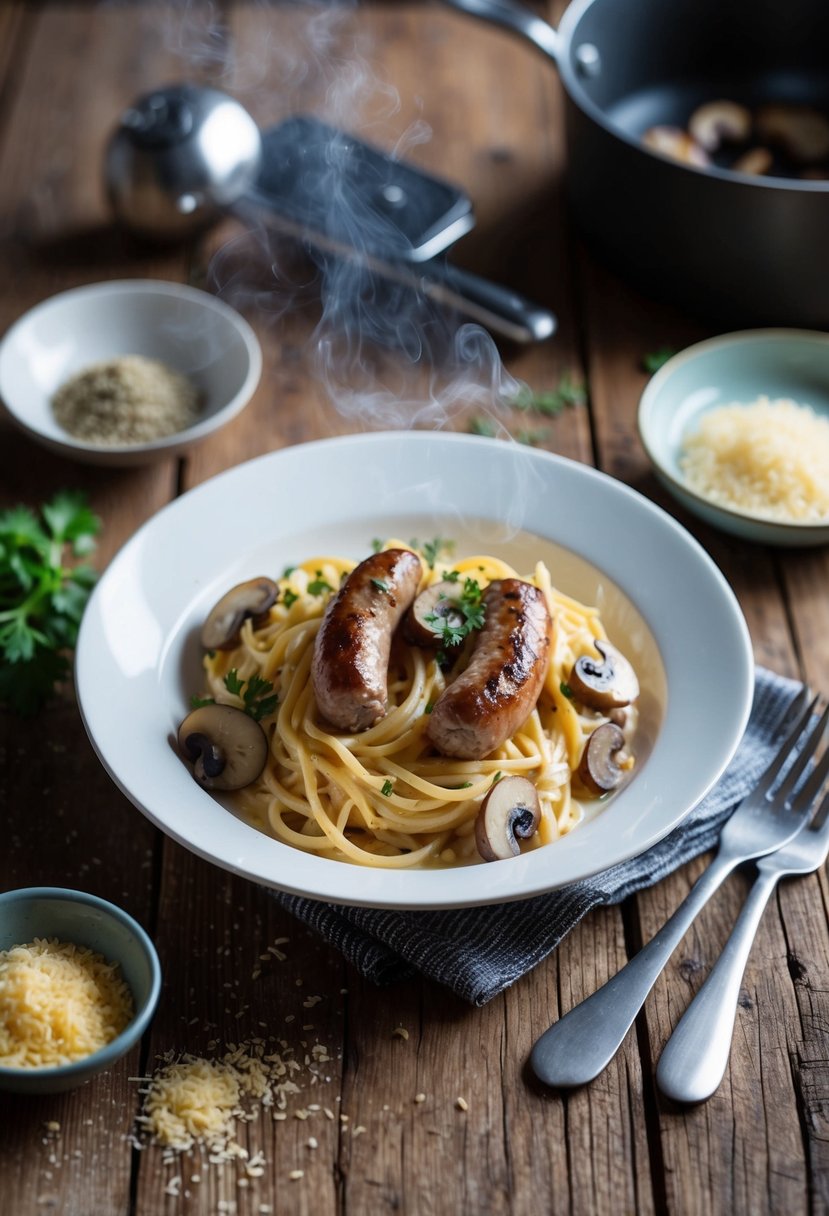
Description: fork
xmin=656 ymin=788 xmax=829 ymax=1104
xmin=530 ymin=691 xmax=829 ymax=1089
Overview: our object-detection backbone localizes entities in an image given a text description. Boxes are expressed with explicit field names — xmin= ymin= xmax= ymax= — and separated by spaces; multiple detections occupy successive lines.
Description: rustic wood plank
xmin=0 ymin=7 xmax=214 ymax=1216
xmin=574 ymin=149 xmax=822 ymax=1216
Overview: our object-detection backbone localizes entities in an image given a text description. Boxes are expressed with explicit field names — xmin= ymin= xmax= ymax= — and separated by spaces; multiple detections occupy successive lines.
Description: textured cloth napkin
xmin=275 ymin=666 xmax=800 ymax=1005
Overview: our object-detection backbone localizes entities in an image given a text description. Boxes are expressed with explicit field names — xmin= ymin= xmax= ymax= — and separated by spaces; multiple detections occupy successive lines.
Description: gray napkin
xmin=276 ymin=666 xmax=800 ymax=1005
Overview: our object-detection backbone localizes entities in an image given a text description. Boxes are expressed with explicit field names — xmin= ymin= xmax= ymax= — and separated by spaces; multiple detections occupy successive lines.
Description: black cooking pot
xmin=444 ymin=0 xmax=829 ymax=327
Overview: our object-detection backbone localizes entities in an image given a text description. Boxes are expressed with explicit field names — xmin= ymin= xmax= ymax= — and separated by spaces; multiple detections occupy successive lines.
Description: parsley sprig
xmin=426 ymin=577 xmax=485 ymax=655
xmin=192 ymin=669 xmax=278 ymax=722
xmin=0 ymin=491 xmax=100 ymax=715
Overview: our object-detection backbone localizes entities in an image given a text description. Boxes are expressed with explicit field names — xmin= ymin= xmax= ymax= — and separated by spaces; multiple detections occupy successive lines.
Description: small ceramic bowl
xmin=638 ymin=329 xmax=829 ymax=547
xmin=0 ymin=279 xmax=262 ymax=466
xmin=0 ymin=887 xmax=161 ymax=1095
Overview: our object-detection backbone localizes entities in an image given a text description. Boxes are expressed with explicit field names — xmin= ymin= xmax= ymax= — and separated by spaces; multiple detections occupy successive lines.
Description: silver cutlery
xmin=530 ymin=691 xmax=829 ymax=1089
xmin=656 ymin=789 xmax=829 ymax=1104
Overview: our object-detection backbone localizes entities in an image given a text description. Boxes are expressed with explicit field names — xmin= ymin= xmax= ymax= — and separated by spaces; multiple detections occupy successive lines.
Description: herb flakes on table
xmin=0 ymin=490 xmax=100 ymax=715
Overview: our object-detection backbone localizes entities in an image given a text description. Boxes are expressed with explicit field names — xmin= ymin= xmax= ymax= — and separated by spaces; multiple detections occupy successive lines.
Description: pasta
xmin=194 ymin=542 xmax=637 ymax=869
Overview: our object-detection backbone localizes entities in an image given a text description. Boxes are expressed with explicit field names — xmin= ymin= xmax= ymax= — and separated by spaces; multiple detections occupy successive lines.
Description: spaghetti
xmin=195 ymin=542 xmax=636 ymax=869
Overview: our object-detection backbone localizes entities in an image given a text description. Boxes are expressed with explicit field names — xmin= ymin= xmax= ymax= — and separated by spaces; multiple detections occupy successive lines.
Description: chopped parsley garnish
xmin=560 ymin=681 xmax=574 ymax=700
xmin=308 ymin=571 xmax=334 ymax=596
xmin=224 ymin=669 xmax=278 ymax=721
xmin=282 ymin=588 xmax=299 ymax=609
xmin=411 ymin=537 xmax=455 ymax=570
xmin=370 ymin=538 xmax=384 ymax=553
xmin=468 ymin=415 xmax=498 ymax=437
xmin=491 ymin=771 xmax=503 ymax=786
xmin=451 ymin=781 xmax=473 ymax=790
xmin=511 ymin=373 xmax=586 ymax=416
xmin=190 ymin=693 xmax=214 ymax=709
xmin=424 ymin=701 xmax=434 ymax=714
xmin=426 ymin=577 xmax=485 ymax=653
xmin=641 ymin=347 xmax=677 ymax=374
xmin=371 ymin=578 xmax=390 ymax=594
xmin=282 ymin=564 xmax=296 ymax=578
xmin=0 ymin=490 xmax=101 ymax=715
xmin=381 ymin=779 xmax=394 ymax=797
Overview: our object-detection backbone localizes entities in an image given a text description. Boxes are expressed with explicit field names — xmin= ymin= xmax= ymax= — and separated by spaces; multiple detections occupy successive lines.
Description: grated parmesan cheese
xmin=679 ymin=396 xmax=829 ymax=522
xmin=0 ymin=937 xmax=133 ymax=1068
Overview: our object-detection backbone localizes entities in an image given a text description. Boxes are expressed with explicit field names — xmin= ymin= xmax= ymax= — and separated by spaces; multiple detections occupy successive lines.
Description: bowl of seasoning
xmin=0 ymin=886 xmax=161 ymax=1095
xmin=0 ymin=280 xmax=262 ymax=466
xmin=638 ymin=329 xmax=829 ymax=547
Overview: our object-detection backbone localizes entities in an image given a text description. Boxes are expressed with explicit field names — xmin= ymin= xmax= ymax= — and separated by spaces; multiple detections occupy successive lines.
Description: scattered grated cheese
xmin=0 ymin=938 xmax=133 ymax=1068
xmin=680 ymin=396 xmax=829 ymax=522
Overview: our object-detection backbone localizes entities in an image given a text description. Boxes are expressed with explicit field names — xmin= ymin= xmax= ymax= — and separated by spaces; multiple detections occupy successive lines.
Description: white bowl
xmin=0 ymin=279 xmax=262 ymax=466
xmin=75 ymin=433 xmax=754 ymax=910
xmin=638 ymin=329 xmax=829 ymax=547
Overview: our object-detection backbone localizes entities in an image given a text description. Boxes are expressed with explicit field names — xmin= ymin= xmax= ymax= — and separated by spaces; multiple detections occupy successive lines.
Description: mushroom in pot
xmin=641 ymin=126 xmax=709 ymax=167
xmin=475 ymin=775 xmax=541 ymax=862
xmin=578 ymin=722 xmax=627 ymax=795
xmin=201 ymin=577 xmax=279 ymax=651
xmin=755 ymin=103 xmax=829 ymax=165
xmin=732 ymin=147 xmax=774 ymax=176
xmin=688 ymin=100 xmax=751 ymax=152
xmin=568 ymin=639 xmax=639 ymax=711
xmin=178 ymin=703 xmax=268 ymax=790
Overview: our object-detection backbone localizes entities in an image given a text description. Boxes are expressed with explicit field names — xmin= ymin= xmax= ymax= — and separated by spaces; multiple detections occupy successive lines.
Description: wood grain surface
xmin=0 ymin=5 xmax=827 ymax=1215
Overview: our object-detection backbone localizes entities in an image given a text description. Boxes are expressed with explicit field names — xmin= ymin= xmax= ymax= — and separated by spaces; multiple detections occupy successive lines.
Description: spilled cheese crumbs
xmin=679 ymin=396 xmax=829 ymax=522
xmin=0 ymin=937 xmax=133 ymax=1068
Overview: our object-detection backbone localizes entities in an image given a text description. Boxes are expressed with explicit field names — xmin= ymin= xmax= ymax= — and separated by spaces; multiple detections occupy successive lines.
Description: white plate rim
xmin=75 ymin=431 xmax=754 ymax=909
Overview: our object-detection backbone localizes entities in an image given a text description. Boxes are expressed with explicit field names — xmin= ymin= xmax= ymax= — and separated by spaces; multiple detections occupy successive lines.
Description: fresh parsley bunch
xmin=0 ymin=491 xmax=100 ymax=715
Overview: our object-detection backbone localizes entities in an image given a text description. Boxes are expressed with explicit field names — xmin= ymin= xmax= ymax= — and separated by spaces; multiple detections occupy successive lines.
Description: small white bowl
xmin=0 ymin=279 xmax=262 ymax=466
xmin=638 ymin=329 xmax=829 ymax=547
xmin=0 ymin=887 xmax=161 ymax=1095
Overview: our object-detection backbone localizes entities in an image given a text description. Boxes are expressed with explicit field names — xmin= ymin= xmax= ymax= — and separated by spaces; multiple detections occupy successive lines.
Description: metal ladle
xmin=104 ymin=84 xmax=555 ymax=344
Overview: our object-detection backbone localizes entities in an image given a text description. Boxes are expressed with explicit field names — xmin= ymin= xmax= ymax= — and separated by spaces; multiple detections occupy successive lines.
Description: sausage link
xmin=311 ymin=549 xmax=423 ymax=731
xmin=426 ymin=578 xmax=552 ymax=759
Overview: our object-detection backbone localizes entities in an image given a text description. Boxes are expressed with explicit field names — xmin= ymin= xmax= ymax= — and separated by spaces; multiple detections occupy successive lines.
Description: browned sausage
xmin=426 ymin=578 xmax=552 ymax=759
xmin=311 ymin=549 xmax=423 ymax=731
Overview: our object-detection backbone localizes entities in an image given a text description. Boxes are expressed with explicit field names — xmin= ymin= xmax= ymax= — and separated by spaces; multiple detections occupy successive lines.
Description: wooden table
xmin=1 ymin=4 xmax=828 ymax=1213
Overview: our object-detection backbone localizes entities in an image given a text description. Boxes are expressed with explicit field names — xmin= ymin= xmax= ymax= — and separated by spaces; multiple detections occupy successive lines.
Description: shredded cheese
xmin=679 ymin=396 xmax=829 ymax=522
xmin=0 ymin=937 xmax=133 ymax=1068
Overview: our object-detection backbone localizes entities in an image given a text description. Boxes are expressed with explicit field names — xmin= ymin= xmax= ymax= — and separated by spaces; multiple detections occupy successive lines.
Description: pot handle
xmin=441 ymin=0 xmax=561 ymax=63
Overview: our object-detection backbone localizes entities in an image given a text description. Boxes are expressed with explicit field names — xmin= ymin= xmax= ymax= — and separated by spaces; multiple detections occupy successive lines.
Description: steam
xmin=132 ymin=0 xmax=532 ymax=437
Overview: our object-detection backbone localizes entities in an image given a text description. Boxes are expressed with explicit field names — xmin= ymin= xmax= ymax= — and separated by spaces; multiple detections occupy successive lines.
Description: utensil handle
xmin=530 ymin=852 xmax=735 ymax=1088
xmin=441 ymin=0 xmax=560 ymax=62
xmin=419 ymin=261 xmax=556 ymax=344
xmin=655 ymin=868 xmax=780 ymax=1104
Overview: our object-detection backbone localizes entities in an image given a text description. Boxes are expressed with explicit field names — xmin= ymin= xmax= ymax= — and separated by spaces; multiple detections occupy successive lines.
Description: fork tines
xmin=764 ymin=693 xmax=829 ymax=812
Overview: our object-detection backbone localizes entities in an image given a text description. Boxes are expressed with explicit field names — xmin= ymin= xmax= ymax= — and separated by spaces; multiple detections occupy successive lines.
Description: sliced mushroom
xmin=404 ymin=580 xmax=465 ymax=647
xmin=688 ymin=100 xmax=751 ymax=152
xmin=641 ymin=126 xmax=710 ymax=168
xmin=755 ymin=104 xmax=829 ymax=165
xmin=201 ymin=577 xmax=278 ymax=651
xmin=732 ymin=146 xmax=774 ymax=176
xmin=475 ymin=776 xmax=541 ymax=862
xmin=578 ymin=723 xmax=627 ymax=795
xmin=568 ymin=639 xmax=639 ymax=711
xmin=177 ymin=703 xmax=268 ymax=790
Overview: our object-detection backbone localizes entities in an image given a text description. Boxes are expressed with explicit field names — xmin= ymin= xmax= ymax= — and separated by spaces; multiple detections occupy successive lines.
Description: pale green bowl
xmin=638 ymin=329 xmax=829 ymax=547
xmin=0 ymin=887 xmax=161 ymax=1095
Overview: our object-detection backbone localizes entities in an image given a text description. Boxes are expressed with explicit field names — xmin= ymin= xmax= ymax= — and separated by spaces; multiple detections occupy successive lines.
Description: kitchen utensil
xmin=0 ymin=280 xmax=262 ymax=467
xmin=442 ymin=0 xmax=829 ymax=328
xmin=0 ymin=887 xmax=161 ymax=1095
xmin=657 ymin=789 xmax=829 ymax=1104
xmin=530 ymin=693 xmax=829 ymax=1089
xmin=637 ymin=329 xmax=829 ymax=548
xmin=74 ymin=431 xmax=754 ymax=910
xmin=105 ymin=83 xmax=263 ymax=237
xmin=106 ymin=87 xmax=555 ymax=344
